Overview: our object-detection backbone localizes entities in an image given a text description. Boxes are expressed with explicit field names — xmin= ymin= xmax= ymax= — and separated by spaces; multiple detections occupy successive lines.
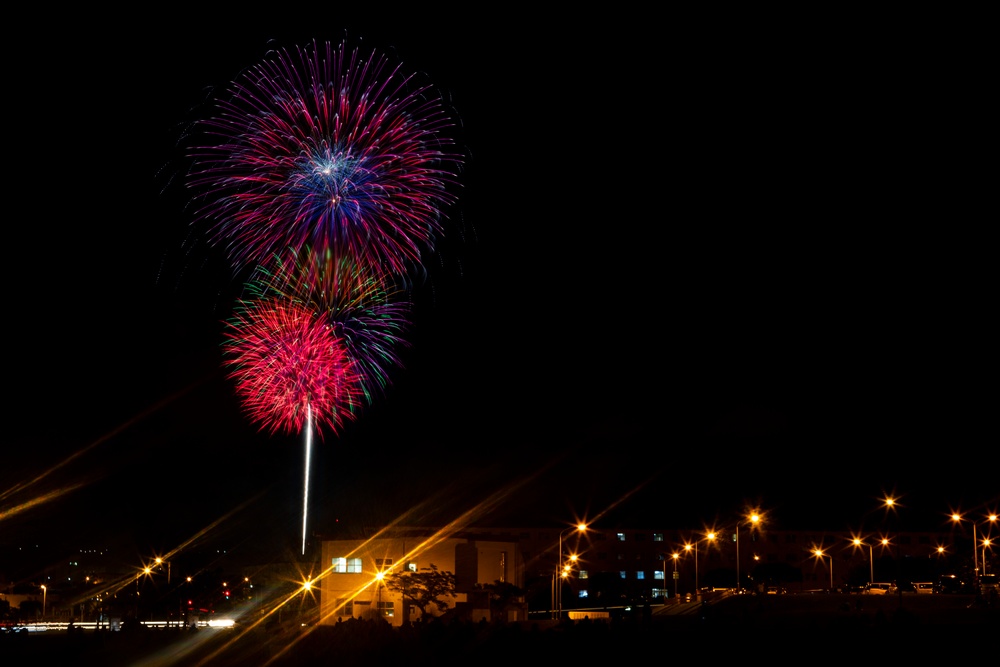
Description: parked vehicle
xmin=862 ymin=582 xmax=893 ymax=595
xmin=913 ymin=582 xmax=934 ymax=594
xmin=934 ymin=574 xmax=974 ymax=594
xmin=980 ymin=573 xmax=999 ymax=595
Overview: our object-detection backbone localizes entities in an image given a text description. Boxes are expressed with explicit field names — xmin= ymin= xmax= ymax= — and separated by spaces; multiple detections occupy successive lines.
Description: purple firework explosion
xmin=187 ymin=38 xmax=463 ymax=280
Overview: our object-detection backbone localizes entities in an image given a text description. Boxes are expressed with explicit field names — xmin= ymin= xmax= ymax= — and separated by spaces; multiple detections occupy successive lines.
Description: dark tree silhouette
xmin=384 ymin=564 xmax=456 ymax=622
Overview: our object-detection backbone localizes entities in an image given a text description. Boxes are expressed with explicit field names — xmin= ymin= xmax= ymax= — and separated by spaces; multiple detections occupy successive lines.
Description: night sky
xmin=5 ymin=15 xmax=995 ymax=566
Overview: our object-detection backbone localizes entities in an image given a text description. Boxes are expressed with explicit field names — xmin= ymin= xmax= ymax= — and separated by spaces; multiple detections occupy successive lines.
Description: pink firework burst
xmin=248 ymin=246 xmax=412 ymax=406
xmin=188 ymin=38 xmax=463 ymax=279
xmin=222 ymin=298 xmax=364 ymax=438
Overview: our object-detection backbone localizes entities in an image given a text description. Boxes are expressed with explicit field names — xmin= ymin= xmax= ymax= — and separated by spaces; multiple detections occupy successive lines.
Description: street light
xmin=951 ymin=512 xmax=998 ymax=584
xmin=735 ymin=512 xmax=761 ymax=593
xmin=984 ymin=538 xmax=993 ymax=574
xmin=155 ymin=557 xmax=171 ymax=585
xmin=41 ymin=585 xmax=46 ymax=619
xmin=813 ymin=548 xmax=833 ymax=590
xmin=375 ymin=571 xmax=385 ymax=619
xmin=684 ymin=543 xmax=696 ymax=595
xmin=685 ymin=532 xmax=715 ymax=599
xmin=671 ymin=553 xmax=680 ymax=603
xmin=852 ymin=538 xmax=874 ymax=584
xmin=553 ymin=523 xmax=587 ymax=619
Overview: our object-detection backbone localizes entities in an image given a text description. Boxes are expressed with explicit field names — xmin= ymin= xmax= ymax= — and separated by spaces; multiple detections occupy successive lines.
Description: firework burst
xmin=247 ymin=245 xmax=412 ymax=406
xmin=188 ymin=38 xmax=463 ymax=279
xmin=221 ymin=297 xmax=364 ymax=439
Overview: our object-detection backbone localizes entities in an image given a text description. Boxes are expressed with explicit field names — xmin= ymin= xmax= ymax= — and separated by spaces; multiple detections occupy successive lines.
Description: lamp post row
xmin=551 ymin=507 xmax=994 ymax=608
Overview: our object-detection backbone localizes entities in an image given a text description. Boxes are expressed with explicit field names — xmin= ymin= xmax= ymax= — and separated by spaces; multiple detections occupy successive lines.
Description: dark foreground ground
xmin=3 ymin=594 xmax=997 ymax=666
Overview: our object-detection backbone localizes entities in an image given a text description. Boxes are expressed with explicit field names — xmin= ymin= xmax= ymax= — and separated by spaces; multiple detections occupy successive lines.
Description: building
xmin=318 ymin=528 xmax=523 ymax=627
xmin=317 ymin=521 xmax=988 ymax=623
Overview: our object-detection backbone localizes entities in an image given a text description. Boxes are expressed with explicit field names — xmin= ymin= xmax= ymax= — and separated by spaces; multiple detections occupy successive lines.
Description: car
xmin=913 ymin=582 xmax=934 ymax=594
xmin=862 ymin=582 xmax=893 ymax=595
xmin=980 ymin=573 xmax=999 ymax=596
xmin=765 ymin=586 xmax=787 ymax=595
xmin=934 ymin=574 xmax=974 ymax=594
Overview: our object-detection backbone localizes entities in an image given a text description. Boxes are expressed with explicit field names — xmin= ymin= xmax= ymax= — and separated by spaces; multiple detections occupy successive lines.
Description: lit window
xmin=579 ymin=570 xmax=588 ymax=579
xmin=654 ymin=571 xmax=664 ymax=580
xmin=406 ymin=562 xmax=417 ymax=572
xmin=653 ymin=533 xmax=664 ymax=542
xmin=636 ymin=571 xmax=645 ymax=580
xmin=617 ymin=533 xmax=626 ymax=542
xmin=578 ymin=590 xmax=589 ymax=599
xmin=620 ymin=571 xmax=627 ymax=579
xmin=332 ymin=557 xmax=363 ymax=573
xmin=377 ymin=601 xmax=395 ymax=618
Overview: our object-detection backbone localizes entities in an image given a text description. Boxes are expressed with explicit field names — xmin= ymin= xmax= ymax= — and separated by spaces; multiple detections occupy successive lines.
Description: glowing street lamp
xmin=672 ymin=553 xmax=680 ymax=603
xmin=685 ymin=532 xmax=716 ymax=599
xmin=41 ymin=585 xmax=46 ymax=619
xmin=155 ymin=557 xmax=171 ymax=585
xmin=813 ymin=548 xmax=833 ymax=590
xmin=374 ymin=571 xmax=385 ymax=618
xmin=951 ymin=512 xmax=998 ymax=582
xmin=554 ymin=523 xmax=586 ymax=619
xmin=984 ymin=538 xmax=994 ymax=574
xmin=684 ymin=543 xmax=696 ymax=594
xmin=736 ymin=512 xmax=761 ymax=592
xmin=852 ymin=538 xmax=874 ymax=584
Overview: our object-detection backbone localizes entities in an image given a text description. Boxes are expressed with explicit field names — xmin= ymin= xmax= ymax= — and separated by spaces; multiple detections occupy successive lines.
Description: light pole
xmin=155 ymin=557 xmax=171 ymax=585
xmin=736 ymin=513 xmax=761 ymax=593
xmin=984 ymin=538 xmax=993 ymax=574
xmin=951 ymin=512 xmax=997 ymax=585
xmin=684 ymin=543 xmax=696 ymax=596
xmin=375 ymin=571 xmax=385 ymax=619
xmin=951 ymin=513 xmax=978 ymax=580
xmin=671 ymin=553 xmax=680 ymax=603
xmin=553 ymin=523 xmax=587 ymax=619
xmin=41 ymin=585 xmax=46 ymax=619
xmin=686 ymin=532 xmax=715 ymax=599
xmin=882 ymin=496 xmax=906 ymax=605
xmin=852 ymin=538 xmax=874 ymax=584
xmin=814 ymin=548 xmax=833 ymax=590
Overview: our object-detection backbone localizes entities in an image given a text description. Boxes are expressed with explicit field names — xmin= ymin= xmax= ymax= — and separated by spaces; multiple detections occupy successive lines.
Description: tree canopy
xmin=384 ymin=564 xmax=456 ymax=621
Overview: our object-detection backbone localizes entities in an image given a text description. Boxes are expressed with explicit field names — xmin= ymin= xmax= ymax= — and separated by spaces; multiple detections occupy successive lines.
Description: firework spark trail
xmin=188 ymin=38 xmax=463 ymax=280
xmin=302 ymin=404 xmax=312 ymax=556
